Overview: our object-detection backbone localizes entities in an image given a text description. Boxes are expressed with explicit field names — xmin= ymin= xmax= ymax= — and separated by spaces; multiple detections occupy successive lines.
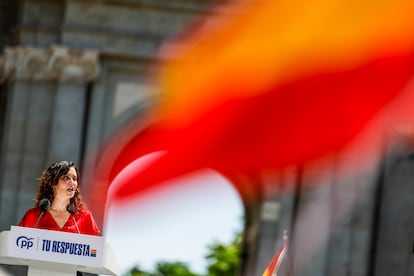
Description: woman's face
xmin=54 ymin=167 xmax=78 ymax=200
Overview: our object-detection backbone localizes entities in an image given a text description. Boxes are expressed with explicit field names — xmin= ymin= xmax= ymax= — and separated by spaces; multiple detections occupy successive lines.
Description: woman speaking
xmin=18 ymin=160 xmax=100 ymax=236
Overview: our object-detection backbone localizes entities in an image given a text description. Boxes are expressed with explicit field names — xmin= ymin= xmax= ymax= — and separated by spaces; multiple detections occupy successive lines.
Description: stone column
xmin=373 ymin=136 xmax=414 ymax=276
xmin=45 ymin=46 xmax=99 ymax=165
xmin=0 ymin=46 xmax=99 ymax=230
xmin=238 ymin=169 xmax=296 ymax=276
xmin=290 ymin=162 xmax=334 ymax=276
xmin=252 ymin=170 xmax=296 ymax=276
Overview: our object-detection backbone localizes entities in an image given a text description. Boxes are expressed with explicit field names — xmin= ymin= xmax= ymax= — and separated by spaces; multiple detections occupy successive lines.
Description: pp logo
xmin=16 ymin=236 xmax=34 ymax=249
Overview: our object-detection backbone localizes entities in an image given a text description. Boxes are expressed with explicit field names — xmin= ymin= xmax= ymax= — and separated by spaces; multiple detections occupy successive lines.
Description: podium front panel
xmin=8 ymin=226 xmax=104 ymax=268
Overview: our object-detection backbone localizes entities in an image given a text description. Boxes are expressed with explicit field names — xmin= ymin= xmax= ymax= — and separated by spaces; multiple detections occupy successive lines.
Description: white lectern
xmin=0 ymin=226 xmax=120 ymax=276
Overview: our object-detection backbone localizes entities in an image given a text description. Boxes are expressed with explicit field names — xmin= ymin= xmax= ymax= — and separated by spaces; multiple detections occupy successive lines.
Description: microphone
xmin=67 ymin=204 xmax=80 ymax=234
xmin=34 ymin=198 xmax=50 ymax=228
xmin=39 ymin=198 xmax=51 ymax=212
xmin=66 ymin=204 xmax=75 ymax=214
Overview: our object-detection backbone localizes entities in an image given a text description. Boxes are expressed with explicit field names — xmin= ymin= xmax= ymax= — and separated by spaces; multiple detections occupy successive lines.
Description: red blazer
xmin=18 ymin=207 xmax=100 ymax=236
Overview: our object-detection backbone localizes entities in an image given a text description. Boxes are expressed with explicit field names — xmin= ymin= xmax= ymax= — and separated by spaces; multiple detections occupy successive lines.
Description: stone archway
xmin=93 ymin=151 xmax=246 ymax=274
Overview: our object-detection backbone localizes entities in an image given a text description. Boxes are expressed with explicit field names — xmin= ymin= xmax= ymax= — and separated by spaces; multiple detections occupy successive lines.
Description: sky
xmin=103 ymin=154 xmax=244 ymax=275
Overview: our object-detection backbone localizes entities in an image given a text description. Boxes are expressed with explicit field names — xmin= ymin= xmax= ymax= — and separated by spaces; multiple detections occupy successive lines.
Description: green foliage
xmin=125 ymin=231 xmax=242 ymax=276
xmin=155 ymin=261 xmax=200 ymax=276
xmin=124 ymin=265 xmax=153 ymax=276
xmin=205 ymin=232 xmax=242 ymax=276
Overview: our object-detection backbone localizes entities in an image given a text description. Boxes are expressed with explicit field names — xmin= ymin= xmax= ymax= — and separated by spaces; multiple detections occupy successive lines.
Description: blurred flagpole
xmin=262 ymin=230 xmax=289 ymax=276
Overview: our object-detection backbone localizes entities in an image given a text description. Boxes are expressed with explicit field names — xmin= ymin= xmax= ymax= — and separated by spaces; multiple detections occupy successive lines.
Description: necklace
xmin=49 ymin=208 xmax=68 ymax=213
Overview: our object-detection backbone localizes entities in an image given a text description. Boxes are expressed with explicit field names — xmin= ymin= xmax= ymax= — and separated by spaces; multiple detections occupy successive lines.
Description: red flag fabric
xmin=97 ymin=0 xmax=414 ymax=201
xmin=263 ymin=235 xmax=288 ymax=276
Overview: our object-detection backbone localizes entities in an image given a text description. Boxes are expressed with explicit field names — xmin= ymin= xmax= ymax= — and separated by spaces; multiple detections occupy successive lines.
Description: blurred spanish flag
xmin=106 ymin=0 xmax=414 ymax=200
